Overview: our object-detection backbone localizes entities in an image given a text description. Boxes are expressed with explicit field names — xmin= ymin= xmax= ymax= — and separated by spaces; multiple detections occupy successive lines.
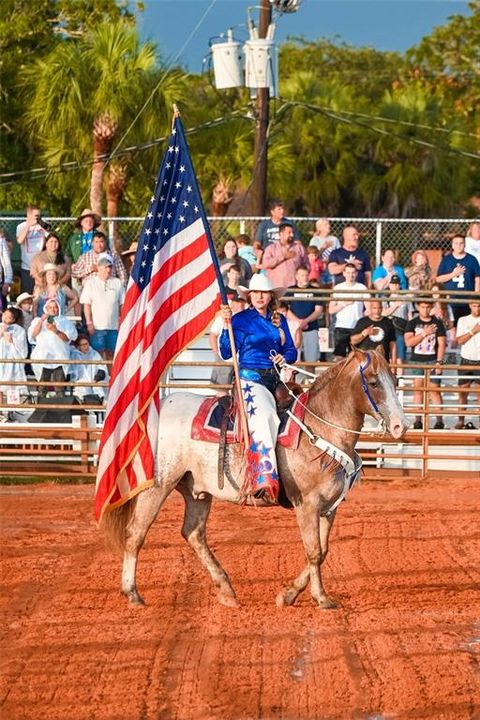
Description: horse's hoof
xmin=276 ymin=589 xmax=297 ymax=607
xmin=218 ymin=592 xmax=239 ymax=608
xmin=317 ymin=596 xmax=338 ymax=610
xmin=125 ymin=591 xmax=145 ymax=607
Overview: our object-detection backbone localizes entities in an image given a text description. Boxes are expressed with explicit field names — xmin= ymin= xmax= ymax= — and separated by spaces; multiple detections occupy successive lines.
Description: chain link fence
xmin=0 ymin=215 xmax=473 ymax=273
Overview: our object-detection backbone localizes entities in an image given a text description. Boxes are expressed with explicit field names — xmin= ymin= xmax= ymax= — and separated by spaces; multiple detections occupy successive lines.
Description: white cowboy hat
xmin=237 ymin=274 xmax=286 ymax=300
xmin=15 ymin=292 xmax=34 ymax=305
xmin=40 ymin=263 xmax=60 ymax=275
xmin=75 ymin=208 xmax=101 ymax=228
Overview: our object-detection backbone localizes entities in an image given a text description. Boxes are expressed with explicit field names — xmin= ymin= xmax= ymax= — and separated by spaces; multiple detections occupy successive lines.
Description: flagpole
xmin=170 ymin=105 xmax=251 ymax=456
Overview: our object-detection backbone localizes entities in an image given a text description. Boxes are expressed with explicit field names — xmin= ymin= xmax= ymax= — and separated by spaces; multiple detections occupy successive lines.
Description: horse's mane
xmin=308 ymin=353 xmax=357 ymax=399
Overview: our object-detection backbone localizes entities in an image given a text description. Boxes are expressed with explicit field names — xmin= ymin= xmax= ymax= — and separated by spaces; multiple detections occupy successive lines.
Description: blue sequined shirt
xmin=219 ymin=308 xmax=297 ymax=369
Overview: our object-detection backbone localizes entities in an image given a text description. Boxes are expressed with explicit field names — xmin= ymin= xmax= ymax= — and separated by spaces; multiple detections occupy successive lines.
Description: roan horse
xmin=103 ymin=348 xmax=408 ymax=609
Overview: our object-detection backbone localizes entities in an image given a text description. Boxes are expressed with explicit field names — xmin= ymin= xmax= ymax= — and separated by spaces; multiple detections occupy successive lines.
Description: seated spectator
xmin=209 ymin=291 xmax=245 ymax=395
xmin=71 ymin=230 xmax=127 ymax=288
xmin=328 ymin=226 xmax=372 ymax=287
xmin=350 ymin=299 xmax=396 ymax=363
xmin=236 ymin=234 xmax=257 ymax=269
xmin=310 ymin=218 xmax=340 ymax=285
xmin=434 ymin=234 xmax=480 ymax=325
xmin=224 ymin=264 xmax=241 ymax=295
xmin=306 ymin=245 xmax=324 ymax=286
xmin=405 ymin=250 xmax=432 ymax=292
xmin=70 ymin=334 xmax=109 ymax=404
xmin=278 ymin=300 xmax=302 ymax=358
xmin=404 ymin=297 xmax=446 ymax=430
xmin=455 ymin=301 xmax=480 ymax=429
xmin=219 ymin=238 xmax=253 ymax=285
xmin=372 ymin=249 xmax=407 ymax=290
xmin=255 ymin=199 xmax=300 ymax=249
xmin=328 ymin=263 xmax=369 ymax=359
xmin=14 ymin=292 xmax=34 ymax=336
xmin=80 ymin=254 xmax=125 ymax=361
xmin=32 ymin=264 xmax=78 ymax=318
xmin=381 ymin=275 xmax=414 ymax=366
xmin=30 ymin=232 xmax=71 ymax=291
xmin=66 ymin=208 xmax=102 ymax=264
xmin=465 ymin=222 xmax=480 ymax=266
xmin=0 ymin=307 xmax=28 ymax=420
xmin=28 ymin=299 xmax=78 ymax=398
xmin=0 ymin=229 xmax=13 ymax=312
xmin=252 ymin=241 xmax=265 ymax=275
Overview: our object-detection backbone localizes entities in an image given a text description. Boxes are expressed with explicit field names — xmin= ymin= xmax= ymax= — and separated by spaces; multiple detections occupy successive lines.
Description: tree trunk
xmin=106 ymin=162 xmax=128 ymax=253
xmin=211 ymin=178 xmax=234 ymax=217
xmin=90 ymin=113 xmax=118 ymax=217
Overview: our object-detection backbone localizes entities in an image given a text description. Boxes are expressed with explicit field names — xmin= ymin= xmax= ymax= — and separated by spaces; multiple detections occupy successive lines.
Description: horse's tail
xmin=100 ymin=496 xmax=138 ymax=555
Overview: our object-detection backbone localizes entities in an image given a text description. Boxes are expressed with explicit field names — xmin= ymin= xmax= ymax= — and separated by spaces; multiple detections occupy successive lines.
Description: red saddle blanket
xmin=191 ymin=392 xmax=309 ymax=450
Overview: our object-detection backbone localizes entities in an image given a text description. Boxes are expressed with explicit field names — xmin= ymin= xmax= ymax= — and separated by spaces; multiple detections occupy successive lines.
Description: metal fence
xmin=0 ymin=215 xmax=473 ymax=271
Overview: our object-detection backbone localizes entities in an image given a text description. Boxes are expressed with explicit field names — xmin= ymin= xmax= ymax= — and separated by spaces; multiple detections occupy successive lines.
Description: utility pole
xmin=249 ymin=0 xmax=271 ymax=216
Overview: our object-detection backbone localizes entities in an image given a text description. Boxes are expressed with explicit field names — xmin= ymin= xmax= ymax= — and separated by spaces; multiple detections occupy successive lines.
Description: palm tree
xmin=21 ymin=20 xmax=184 ymax=224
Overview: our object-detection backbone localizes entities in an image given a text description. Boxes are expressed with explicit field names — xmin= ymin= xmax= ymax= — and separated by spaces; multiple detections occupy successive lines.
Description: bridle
xmin=274 ymin=351 xmax=387 ymax=437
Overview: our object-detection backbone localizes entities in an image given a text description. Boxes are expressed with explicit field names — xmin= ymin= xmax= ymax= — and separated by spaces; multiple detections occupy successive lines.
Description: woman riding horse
xmin=219 ymin=274 xmax=298 ymax=502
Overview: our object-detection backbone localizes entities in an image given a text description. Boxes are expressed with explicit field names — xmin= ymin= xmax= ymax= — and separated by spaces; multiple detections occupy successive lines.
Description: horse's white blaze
xmin=378 ymin=368 xmax=409 ymax=439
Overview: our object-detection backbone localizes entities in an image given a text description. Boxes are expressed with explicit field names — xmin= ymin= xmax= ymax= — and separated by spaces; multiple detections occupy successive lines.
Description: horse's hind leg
xmin=276 ymin=510 xmax=337 ymax=608
xmin=177 ymin=481 xmax=239 ymax=608
xmin=122 ymin=485 xmax=172 ymax=606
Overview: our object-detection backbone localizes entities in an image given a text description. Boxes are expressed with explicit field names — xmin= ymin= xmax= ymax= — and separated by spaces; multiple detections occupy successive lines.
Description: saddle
xmin=191 ymin=381 xmax=306 ymax=501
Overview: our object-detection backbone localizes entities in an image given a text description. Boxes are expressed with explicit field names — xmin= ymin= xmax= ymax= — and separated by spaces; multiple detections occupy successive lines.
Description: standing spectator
xmin=32 ymin=264 xmax=78 ymax=318
xmin=70 ymin=335 xmax=109 ymax=404
xmin=285 ymin=266 xmax=324 ymax=364
xmin=80 ymin=255 xmax=125 ymax=361
xmin=0 ymin=230 xmax=13 ymax=311
xmin=372 ymin=249 xmax=407 ymax=290
xmin=218 ymin=238 xmax=253 ymax=285
xmin=381 ymin=275 xmax=414 ymax=366
xmin=455 ymin=301 xmax=480 ymax=429
xmin=350 ymin=299 xmax=396 ymax=363
xmin=465 ymin=222 xmax=480 ymax=266
xmin=328 ymin=264 xmax=369 ymax=359
xmin=30 ymin=232 xmax=71 ymax=291
xmin=310 ymin=218 xmax=340 ymax=285
xmin=328 ymin=226 xmax=372 ymax=287
xmin=66 ymin=208 xmax=102 ymax=264
xmin=261 ymin=222 xmax=309 ymax=288
xmin=28 ymin=298 xmax=78 ymax=398
xmin=71 ymin=231 xmax=127 ymax=288
xmin=252 ymin=241 xmax=265 ymax=275
xmin=430 ymin=282 xmax=455 ymax=357
xmin=405 ymin=249 xmax=432 ymax=292
xmin=404 ymin=298 xmax=446 ymax=430
xmin=278 ymin=300 xmax=302 ymax=358
xmin=16 ymin=205 xmax=49 ymax=293
xmin=306 ymin=245 xmax=323 ymax=286
xmin=435 ymin=234 xmax=480 ymax=325
xmin=255 ymin=199 xmax=300 ymax=249
xmin=0 ymin=307 xmax=28 ymax=420
xmin=121 ymin=241 xmax=138 ymax=277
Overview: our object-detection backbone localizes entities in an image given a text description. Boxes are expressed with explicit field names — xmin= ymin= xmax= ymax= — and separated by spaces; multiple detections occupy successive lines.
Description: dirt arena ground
xmin=1 ymin=477 xmax=479 ymax=720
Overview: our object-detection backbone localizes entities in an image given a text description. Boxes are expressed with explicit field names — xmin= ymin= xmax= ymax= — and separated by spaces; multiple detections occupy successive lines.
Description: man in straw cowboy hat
xmin=66 ymin=208 xmax=102 ymax=265
xmin=219 ymin=274 xmax=297 ymax=502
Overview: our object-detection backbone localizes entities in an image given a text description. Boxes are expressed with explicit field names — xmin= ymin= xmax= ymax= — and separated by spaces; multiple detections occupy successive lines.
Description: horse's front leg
xmin=295 ymin=498 xmax=337 ymax=608
xmin=276 ymin=511 xmax=337 ymax=607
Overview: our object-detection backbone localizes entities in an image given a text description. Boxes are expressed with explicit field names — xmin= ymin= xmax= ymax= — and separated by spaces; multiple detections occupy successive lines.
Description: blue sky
xmin=135 ymin=0 xmax=470 ymax=72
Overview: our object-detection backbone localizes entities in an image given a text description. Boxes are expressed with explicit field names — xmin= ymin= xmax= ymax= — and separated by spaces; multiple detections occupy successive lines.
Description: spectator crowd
xmin=0 ymin=205 xmax=479 ymax=429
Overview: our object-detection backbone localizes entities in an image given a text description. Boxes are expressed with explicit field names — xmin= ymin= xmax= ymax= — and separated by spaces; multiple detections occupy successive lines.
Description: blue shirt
xmin=81 ymin=230 xmax=94 ymax=254
xmin=436 ymin=252 xmax=480 ymax=294
xmin=219 ymin=308 xmax=297 ymax=369
xmin=255 ymin=217 xmax=300 ymax=249
xmin=328 ymin=247 xmax=372 ymax=285
xmin=372 ymin=264 xmax=407 ymax=289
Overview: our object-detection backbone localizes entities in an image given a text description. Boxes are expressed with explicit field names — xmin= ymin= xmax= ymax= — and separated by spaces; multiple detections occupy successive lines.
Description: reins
xmin=274 ymin=353 xmax=386 ymax=437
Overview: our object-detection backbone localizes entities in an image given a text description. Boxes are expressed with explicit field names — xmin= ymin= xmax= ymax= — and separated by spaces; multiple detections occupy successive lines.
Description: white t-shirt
xmin=16 ymin=221 xmax=47 ymax=271
xmin=332 ymin=281 xmax=369 ymax=329
xmin=80 ymin=276 xmax=125 ymax=330
xmin=456 ymin=314 xmax=480 ymax=361
xmin=465 ymin=236 xmax=480 ymax=266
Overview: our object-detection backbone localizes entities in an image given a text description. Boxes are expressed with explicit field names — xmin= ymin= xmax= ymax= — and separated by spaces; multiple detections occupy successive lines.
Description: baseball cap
xmin=97 ymin=253 xmax=113 ymax=266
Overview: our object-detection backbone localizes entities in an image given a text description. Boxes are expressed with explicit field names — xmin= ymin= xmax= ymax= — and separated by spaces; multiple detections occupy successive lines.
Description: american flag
xmin=95 ymin=113 xmax=225 ymax=522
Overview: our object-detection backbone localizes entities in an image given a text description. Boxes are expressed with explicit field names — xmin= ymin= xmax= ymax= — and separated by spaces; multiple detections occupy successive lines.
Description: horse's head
xmin=349 ymin=348 xmax=409 ymax=439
